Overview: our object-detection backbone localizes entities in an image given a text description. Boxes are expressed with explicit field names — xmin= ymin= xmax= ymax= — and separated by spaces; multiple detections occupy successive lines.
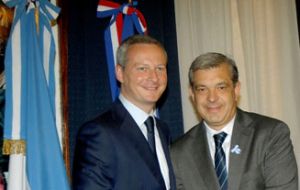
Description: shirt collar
xmin=205 ymin=115 xmax=236 ymax=138
xmin=119 ymin=94 xmax=154 ymax=126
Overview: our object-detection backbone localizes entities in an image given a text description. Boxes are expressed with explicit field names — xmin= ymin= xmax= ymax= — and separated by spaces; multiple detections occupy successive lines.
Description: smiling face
xmin=190 ymin=63 xmax=240 ymax=130
xmin=116 ymin=43 xmax=167 ymax=113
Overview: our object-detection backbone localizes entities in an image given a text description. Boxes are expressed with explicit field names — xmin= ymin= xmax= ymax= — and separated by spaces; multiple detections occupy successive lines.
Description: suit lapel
xmin=113 ymin=101 xmax=166 ymax=189
xmin=189 ymin=123 xmax=220 ymax=190
xmin=228 ymin=109 xmax=254 ymax=190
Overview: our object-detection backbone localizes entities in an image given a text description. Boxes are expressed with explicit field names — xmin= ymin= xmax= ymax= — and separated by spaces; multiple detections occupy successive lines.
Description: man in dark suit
xmin=72 ymin=35 xmax=175 ymax=190
xmin=171 ymin=52 xmax=298 ymax=190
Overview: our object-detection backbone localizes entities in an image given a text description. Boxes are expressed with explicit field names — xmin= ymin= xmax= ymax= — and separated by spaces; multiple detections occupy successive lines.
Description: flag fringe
xmin=2 ymin=139 xmax=26 ymax=155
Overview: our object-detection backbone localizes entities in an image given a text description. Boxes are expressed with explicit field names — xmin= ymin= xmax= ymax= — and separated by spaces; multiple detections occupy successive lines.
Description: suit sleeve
xmin=264 ymin=122 xmax=298 ymax=189
xmin=72 ymin=122 xmax=116 ymax=190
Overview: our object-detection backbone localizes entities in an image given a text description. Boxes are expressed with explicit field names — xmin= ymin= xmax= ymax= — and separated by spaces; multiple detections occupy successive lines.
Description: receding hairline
xmin=117 ymin=35 xmax=168 ymax=67
xmin=188 ymin=52 xmax=239 ymax=86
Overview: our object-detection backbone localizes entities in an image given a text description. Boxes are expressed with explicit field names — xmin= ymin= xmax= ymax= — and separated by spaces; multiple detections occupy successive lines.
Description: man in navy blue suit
xmin=72 ymin=35 xmax=176 ymax=190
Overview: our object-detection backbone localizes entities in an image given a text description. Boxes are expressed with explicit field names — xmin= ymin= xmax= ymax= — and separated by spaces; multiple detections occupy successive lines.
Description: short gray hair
xmin=116 ymin=35 xmax=167 ymax=67
xmin=189 ymin=52 xmax=239 ymax=86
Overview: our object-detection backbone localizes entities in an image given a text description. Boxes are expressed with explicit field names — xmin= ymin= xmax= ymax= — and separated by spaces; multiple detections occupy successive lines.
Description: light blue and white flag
xmin=2 ymin=0 xmax=70 ymax=189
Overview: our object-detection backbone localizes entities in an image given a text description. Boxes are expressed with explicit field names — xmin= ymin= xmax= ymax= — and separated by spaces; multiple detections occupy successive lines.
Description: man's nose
xmin=207 ymin=89 xmax=218 ymax=102
xmin=147 ymin=69 xmax=159 ymax=81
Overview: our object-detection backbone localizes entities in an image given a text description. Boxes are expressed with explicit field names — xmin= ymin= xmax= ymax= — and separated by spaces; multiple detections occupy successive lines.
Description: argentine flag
xmin=2 ymin=0 xmax=70 ymax=189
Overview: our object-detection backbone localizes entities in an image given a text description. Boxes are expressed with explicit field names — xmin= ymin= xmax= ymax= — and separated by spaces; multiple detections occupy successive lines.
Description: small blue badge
xmin=231 ymin=145 xmax=241 ymax=154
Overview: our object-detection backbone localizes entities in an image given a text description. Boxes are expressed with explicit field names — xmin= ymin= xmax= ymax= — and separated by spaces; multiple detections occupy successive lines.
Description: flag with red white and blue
xmin=97 ymin=0 xmax=147 ymax=100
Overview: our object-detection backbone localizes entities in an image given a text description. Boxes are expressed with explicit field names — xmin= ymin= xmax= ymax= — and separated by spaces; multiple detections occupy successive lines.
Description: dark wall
xmin=67 ymin=0 xmax=184 ymax=169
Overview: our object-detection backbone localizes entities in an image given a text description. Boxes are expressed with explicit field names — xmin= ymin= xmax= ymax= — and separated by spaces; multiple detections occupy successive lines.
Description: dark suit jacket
xmin=171 ymin=109 xmax=298 ymax=190
xmin=72 ymin=99 xmax=176 ymax=190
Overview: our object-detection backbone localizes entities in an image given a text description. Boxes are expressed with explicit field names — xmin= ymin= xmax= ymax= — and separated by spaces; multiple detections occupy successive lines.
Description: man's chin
xmin=204 ymin=115 xmax=223 ymax=125
xmin=145 ymin=98 xmax=159 ymax=104
xmin=144 ymin=93 xmax=162 ymax=101
xmin=143 ymin=97 xmax=160 ymax=106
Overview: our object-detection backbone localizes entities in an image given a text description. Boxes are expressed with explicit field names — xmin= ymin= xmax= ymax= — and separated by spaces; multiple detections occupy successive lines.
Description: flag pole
xmin=56 ymin=0 xmax=71 ymax=180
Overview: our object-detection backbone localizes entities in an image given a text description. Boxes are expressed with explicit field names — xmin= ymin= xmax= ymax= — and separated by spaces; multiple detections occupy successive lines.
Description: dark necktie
xmin=213 ymin=132 xmax=228 ymax=190
xmin=144 ymin=116 xmax=156 ymax=153
xmin=145 ymin=117 xmax=166 ymax=189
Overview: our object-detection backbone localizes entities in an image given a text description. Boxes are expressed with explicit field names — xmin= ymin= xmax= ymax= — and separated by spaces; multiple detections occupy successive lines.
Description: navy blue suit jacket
xmin=72 ymin=100 xmax=176 ymax=190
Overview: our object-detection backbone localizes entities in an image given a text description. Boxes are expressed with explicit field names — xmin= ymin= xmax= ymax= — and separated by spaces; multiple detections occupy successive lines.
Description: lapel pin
xmin=231 ymin=145 xmax=241 ymax=154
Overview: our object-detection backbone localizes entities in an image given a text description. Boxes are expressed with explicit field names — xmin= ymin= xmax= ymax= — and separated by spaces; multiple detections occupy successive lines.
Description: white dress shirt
xmin=205 ymin=116 xmax=235 ymax=172
xmin=119 ymin=94 xmax=170 ymax=190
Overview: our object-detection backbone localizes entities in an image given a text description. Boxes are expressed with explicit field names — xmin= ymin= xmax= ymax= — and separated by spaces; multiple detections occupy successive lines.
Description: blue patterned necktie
xmin=213 ymin=132 xmax=228 ymax=190
xmin=144 ymin=116 xmax=156 ymax=153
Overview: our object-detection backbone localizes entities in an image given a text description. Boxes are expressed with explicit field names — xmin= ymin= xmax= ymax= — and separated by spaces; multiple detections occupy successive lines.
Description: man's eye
xmin=137 ymin=67 xmax=147 ymax=71
xmin=156 ymin=66 xmax=166 ymax=72
xmin=194 ymin=86 xmax=207 ymax=92
xmin=217 ymin=85 xmax=227 ymax=91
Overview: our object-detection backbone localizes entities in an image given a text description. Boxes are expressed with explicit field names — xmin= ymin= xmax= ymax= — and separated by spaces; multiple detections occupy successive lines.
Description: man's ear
xmin=234 ymin=81 xmax=241 ymax=102
xmin=115 ymin=64 xmax=123 ymax=83
xmin=189 ymin=86 xmax=195 ymax=103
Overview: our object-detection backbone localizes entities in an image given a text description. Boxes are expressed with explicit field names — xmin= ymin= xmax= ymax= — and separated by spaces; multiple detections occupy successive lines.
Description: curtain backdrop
xmin=174 ymin=0 xmax=300 ymax=180
xmin=67 ymin=0 xmax=183 ymax=169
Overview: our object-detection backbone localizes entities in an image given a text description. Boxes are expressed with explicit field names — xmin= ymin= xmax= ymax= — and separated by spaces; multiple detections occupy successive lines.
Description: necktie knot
xmin=145 ymin=116 xmax=154 ymax=133
xmin=213 ymin=132 xmax=227 ymax=148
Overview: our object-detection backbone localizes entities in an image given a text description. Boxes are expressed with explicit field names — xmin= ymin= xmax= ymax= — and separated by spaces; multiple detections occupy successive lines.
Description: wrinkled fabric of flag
xmin=97 ymin=0 xmax=147 ymax=100
xmin=2 ymin=0 xmax=70 ymax=189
